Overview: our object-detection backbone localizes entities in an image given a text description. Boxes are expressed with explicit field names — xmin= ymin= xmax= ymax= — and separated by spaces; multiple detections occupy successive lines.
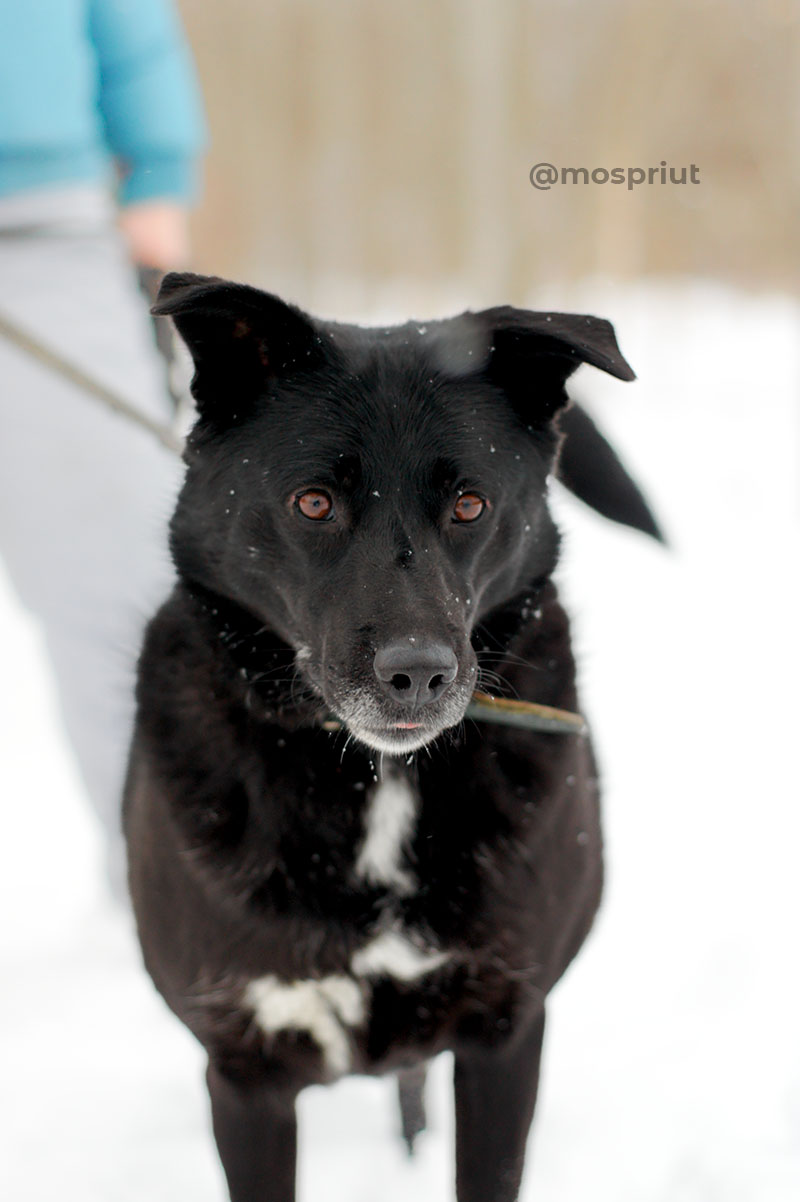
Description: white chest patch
xmin=351 ymin=929 xmax=451 ymax=982
xmin=244 ymin=974 xmax=364 ymax=1075
xmin=245 ymin=932 xmax=450 ymax=1075
xmin=246 ymin=772 xmax=445 ymax=1076
xmin=354 ymin=774 xmax=417 ymax=895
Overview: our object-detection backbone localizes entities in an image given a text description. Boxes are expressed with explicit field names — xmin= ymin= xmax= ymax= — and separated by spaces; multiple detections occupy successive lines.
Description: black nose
xmin=373 ymin=640 xmax=458 ymax=708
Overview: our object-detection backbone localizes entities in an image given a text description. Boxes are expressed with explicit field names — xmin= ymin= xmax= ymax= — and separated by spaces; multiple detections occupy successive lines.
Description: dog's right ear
xmin=152 ymin=272 xmax=325 ymax=417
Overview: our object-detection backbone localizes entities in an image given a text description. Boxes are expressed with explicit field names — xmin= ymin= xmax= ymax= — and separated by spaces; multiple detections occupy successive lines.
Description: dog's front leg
xmin=453 ymin=1008 xmax=546 ymax=1202
xmin=206 ymin=1061 xmax=298 ymax=1202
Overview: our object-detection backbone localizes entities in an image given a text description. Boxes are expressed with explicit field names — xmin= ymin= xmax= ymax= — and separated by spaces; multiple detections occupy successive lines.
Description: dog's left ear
xmin=477 ymin=306 xmax=635 ymax=420
xmin=152 ymin=272 xmax=325 ymax=418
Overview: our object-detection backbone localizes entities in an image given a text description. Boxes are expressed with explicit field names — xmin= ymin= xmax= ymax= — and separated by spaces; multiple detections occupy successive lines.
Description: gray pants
xmin=0 ymin=187 xmax=183 ymax=888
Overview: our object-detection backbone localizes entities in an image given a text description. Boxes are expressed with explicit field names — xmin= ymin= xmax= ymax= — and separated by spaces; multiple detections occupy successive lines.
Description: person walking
xmin=0 ymin=0 xmax=207 ymax=893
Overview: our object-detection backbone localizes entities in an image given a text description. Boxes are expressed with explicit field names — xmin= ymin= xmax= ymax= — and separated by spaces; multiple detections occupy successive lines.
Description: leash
xmin=0 ymin=307 xmax=184 ymax=455
xmin=322 ymin=692 xmax=586 ymax=737
xmin=465 ymin=691 xmax=586 ymax=734
xmin=0 ymin=309 xmax=586 ymax=737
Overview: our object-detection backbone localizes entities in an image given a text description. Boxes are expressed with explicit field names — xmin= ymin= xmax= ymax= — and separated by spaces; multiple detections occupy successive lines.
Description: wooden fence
xmin=179 ymin=0 xmax=799 ymax=315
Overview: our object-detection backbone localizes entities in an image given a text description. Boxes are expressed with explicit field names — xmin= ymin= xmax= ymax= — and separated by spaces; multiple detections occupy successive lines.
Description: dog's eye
xmin=452 ymin=493 xmax=486 ymax=523
xmin=295 ymin=490 xmax=334 ymax=521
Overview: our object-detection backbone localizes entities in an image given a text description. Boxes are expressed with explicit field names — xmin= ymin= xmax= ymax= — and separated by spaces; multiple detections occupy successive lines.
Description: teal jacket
xmin=0 ymin=0 xmax=206 ymax=205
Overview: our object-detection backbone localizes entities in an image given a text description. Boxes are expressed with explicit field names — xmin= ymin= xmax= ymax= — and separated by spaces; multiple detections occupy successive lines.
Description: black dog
xmin=124 ymin=273 xmax=658 ymax=1202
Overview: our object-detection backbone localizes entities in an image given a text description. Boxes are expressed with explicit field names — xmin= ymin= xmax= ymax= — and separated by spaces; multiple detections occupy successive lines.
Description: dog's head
xmin=154 ymin=273 xmax=634 ymax=754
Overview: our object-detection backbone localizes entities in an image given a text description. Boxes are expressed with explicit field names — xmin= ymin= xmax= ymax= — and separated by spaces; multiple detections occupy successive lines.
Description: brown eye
xmin=452 ymin=493 xmax=486 ymax=523
xmin=296 ymin=490 xmax=334 ymax=521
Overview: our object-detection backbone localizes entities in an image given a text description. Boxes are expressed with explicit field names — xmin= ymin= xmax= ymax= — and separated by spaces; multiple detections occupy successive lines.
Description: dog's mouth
xmin=321 ymin=687 xmax=473 ymax=755
xmin=343 ymin=719 xmax=454 ymax=755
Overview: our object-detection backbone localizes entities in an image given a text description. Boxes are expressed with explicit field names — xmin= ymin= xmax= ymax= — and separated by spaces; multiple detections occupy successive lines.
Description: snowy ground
xmin=1 ymin=281 xmax=798 ymax=1201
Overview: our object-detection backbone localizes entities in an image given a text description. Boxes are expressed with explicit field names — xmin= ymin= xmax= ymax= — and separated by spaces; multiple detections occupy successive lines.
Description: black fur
xmin=124 ymin=273 xmax=652 ymax=1202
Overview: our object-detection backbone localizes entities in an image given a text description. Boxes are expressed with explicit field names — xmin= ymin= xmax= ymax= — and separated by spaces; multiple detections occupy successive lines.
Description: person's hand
xmin=118 ymin=201 xmax=191 ymax=271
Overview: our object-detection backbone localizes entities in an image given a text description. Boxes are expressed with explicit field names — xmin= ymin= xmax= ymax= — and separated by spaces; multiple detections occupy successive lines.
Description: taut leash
xmin=0 ymin=308 xmax=183 ymax=455
xmin=465 ymin=691 xmax=586 ymax=734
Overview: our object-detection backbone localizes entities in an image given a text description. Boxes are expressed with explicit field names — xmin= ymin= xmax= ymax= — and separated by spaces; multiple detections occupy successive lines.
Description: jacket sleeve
xmin=88 ymin=0 xmax=207 ymax=205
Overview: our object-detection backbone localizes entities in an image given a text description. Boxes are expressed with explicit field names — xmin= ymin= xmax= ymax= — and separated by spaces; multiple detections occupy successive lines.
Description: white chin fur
xmin=347 ymin=725 xmax=442 ymax=755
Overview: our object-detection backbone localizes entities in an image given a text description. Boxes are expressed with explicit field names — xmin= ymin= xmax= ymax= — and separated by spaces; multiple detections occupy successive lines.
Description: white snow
xmin=1 ymin=282 xmax=798 ymax=1200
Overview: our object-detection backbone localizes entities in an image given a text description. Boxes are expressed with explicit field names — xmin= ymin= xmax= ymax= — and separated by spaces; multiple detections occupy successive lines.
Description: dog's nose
xmin=373 ymin=641 xmax=458 ymax=708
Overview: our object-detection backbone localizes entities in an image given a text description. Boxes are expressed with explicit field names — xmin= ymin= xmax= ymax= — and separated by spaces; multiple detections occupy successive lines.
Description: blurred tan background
xmin=179 ymin=0 xmax=798 ymax=316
